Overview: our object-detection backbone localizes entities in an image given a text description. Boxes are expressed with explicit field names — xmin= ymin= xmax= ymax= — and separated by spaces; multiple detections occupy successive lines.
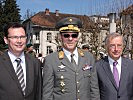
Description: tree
xmin=3 ymin=0 xmax=21 ymax=23
xmin=23 ymin=9 xmax=35 ymax=21
xmin=0 ymin=0 xmax=4 ymax=50
xmin=0 ymin=0 xmax=21 ymax=50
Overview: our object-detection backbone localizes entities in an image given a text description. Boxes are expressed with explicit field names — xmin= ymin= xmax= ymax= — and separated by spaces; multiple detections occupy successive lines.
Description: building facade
xmin=23 ymin=8 xmax=109 ymax=57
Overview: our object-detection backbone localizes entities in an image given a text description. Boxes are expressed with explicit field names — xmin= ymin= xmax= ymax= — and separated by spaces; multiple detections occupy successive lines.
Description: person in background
xmin=82 ymin=44 xmax=90 ymax=51
xmin=26 ymin=43 xmax=36 ymax=57
xmin=0 ymin=22 xmax=42 ymax=100
xmin=38 ymin=53 xmax=45 ymax=69
xmin=0 ymin=50 xmax=3 ymax=55
xmin=42 ymin=17 xmax=100 ymax=100
xmin=95 ymin=33 xmax=133 ymax=100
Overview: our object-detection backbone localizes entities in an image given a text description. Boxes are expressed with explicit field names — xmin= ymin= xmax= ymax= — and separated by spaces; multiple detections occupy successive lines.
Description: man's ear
xmin=4 ymin=37 xmax=8 ymax=44
xmin=58 ymin=34 xmax=62 ymax=42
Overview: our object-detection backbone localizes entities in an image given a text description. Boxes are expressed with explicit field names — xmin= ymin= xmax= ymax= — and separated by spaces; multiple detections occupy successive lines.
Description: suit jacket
xmin=42 ymin=49 xmax=100 ymax=100
xmin=0 ymin=51 xmax=42 ymax=100
xmin=95 ymin=56 xmax=133 ymax=100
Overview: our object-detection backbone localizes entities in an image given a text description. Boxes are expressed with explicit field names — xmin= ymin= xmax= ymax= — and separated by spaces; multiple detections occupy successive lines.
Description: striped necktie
xmin=15 ymin=58 xmax=26 ymax=95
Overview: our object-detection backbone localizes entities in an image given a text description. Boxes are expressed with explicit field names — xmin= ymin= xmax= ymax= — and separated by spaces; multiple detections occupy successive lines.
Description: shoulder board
xmin=78 ymin=48 xmax=84 ymax=57
xmin=58 ymin=50 xmax=64 ymax=59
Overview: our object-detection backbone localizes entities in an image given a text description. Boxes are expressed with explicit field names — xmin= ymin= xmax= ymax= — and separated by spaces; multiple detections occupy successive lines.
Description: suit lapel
xmin=2 ymin=52 xmax=24 ymax=94
xmin=119 ymin=58 xmax=128 ymax=90
xmin=25 ymin=54 xmax=34 ymax=96
xmin=102 ymin=57 xmax=118 ymax=90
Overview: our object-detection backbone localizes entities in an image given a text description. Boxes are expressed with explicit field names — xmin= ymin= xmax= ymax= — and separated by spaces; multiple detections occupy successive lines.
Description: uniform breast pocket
xmin=83 ymin=69 xmax=91 ymax=78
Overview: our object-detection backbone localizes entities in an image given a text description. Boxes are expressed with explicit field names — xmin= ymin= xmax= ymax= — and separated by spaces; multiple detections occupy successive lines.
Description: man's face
xmin=106 ymin=36 xmax=123 ymax=60
xmin=4 ymin=27 xmax=27 ymax=56
xmin=60 ymin=32 xmax=79 ymax=53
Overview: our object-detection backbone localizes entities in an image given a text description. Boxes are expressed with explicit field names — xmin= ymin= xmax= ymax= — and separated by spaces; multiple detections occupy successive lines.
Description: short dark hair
xmin=4 ymin=22 xmax=26 ymax=38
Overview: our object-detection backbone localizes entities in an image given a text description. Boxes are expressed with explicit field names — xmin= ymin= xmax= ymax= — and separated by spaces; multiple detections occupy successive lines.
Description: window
xmin=47 ymin=46 xmax=51 ymax=54
xmin=57 ymin=46 xmax=62 ymax=51
xmin=35 ymin=45 xmax=39 ymax=54
xmin=30 ymin=33 xmax=32 ymax=43
xmin=47 ymin=33 xmax=52 ymax=41
xmin=35 ymin=32 xmax=40 ymax=40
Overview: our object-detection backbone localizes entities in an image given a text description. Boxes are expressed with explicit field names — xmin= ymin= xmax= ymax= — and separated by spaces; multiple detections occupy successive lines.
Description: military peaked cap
xmin=82 ymin=44 xmax=90 ymax=49
xmin=56 ymin=17 xmax=82 ymax=32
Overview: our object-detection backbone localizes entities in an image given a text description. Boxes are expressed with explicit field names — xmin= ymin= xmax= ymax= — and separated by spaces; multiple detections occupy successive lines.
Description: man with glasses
xmin=0 ymin=22 xmax=42 ymax=100
xmin=95 ymin=33 xmax=133 ymax=100
xmin=42 ymin=17 xmax=100 ymax=100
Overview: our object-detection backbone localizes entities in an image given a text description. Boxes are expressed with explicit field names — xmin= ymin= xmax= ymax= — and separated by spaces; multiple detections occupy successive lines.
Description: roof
xmin=23 ymin=9 xmax=95 ymax=31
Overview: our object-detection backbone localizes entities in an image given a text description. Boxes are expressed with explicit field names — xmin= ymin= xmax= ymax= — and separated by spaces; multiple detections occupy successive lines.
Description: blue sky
xmin=17 ymin=0 xmax=132 ymax=19
xmin=17 ymin=0 xmax=107 ymax=19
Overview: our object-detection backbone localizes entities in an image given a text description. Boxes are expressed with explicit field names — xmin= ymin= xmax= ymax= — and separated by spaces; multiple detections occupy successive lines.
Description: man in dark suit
xmin=42 ymin=17 xmax=100 ymax=100
xmin=0 ymin=22 xmax=42 ymax=100
xmin=95 ymin=33 xmax=133 ymax=100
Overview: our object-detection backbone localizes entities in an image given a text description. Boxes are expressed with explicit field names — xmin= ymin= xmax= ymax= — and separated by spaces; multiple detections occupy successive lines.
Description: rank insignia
xmin=59 ymin=51 xmax=64 ymax=59
xmin=60 ymin=81 xmax=65 ymax=87
xmin=78 ymin=48 xmax=84 ymax=57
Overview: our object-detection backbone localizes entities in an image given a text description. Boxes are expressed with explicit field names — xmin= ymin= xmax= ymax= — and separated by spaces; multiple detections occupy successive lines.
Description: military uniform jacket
xmin=42 ymin=49 xmax=100 ymax=100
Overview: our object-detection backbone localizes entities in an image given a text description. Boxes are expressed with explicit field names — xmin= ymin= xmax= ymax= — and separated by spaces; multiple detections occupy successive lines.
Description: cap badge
xmin=69 ymin=18 xmax=72 ymax=22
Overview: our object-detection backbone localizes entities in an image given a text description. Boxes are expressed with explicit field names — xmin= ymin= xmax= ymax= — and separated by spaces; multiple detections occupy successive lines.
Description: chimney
xmin=108 ymin=13 xmax=116 ymax=34
xmin=45 ymin=8 xmax=50 ymax=15
xmin=55 ymin=10 xmax=59 ymax=16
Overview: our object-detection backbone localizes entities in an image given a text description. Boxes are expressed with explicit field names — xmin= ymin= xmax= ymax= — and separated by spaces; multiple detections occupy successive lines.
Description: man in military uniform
xmin=42 ymin=17 xmax=100 ymax=100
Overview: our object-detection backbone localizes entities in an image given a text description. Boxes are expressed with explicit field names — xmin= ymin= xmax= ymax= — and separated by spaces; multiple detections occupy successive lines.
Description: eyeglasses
xmin=62 ymin=33 xmax=78 ymax=38
xmin=8 ymin=36 xmax=27 ymax=40
xmin=109 ymin=44 xmax=123 ymax=49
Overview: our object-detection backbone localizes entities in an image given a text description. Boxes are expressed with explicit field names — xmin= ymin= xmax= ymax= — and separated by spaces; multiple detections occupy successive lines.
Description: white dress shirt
xmin=108 ymin=56 xmax=121 ymax=80
xmin=63 ymin=48 xmax=78 ymax=65
xmin=8 ymin=51 xmax=26 ymax=86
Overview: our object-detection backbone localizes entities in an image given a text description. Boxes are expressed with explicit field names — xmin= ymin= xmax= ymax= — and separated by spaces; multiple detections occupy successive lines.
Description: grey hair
xmin=105 ymin=32 xmax=124 ymax=45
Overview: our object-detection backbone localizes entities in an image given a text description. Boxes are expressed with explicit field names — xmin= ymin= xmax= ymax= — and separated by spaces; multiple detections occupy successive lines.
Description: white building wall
xmin=39 ymin=30 xmax=59 ymax=57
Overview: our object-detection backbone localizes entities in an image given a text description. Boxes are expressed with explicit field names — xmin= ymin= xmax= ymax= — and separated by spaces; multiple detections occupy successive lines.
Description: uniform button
xmin=61 ymin=89 xmax=65 ymax=92
xmin=77 ymin=81 xmax=79 ymax=84
xmin=77 ymin=90 xmax=80 ymax=93
xmin=61 ymin=76 xmax=64 ymax=79
xmin=88 ymin=74 xmax=91 ymax=77
xmin=76 ymin=73 xmax=79 ymax=75
xmin=118 ymin=96 xmax=120 ymax=98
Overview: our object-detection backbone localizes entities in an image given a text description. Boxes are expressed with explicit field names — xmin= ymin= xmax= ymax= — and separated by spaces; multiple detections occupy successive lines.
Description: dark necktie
xmin=71 ymin=54 xmax=77 ymax=70
xmin=15 ymin=58 xmax=26 ymax=95
xmin=71 ymin=54 xmax=76 ymax=64
xmin=113 ymin=61 xmax=119 ymax=87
